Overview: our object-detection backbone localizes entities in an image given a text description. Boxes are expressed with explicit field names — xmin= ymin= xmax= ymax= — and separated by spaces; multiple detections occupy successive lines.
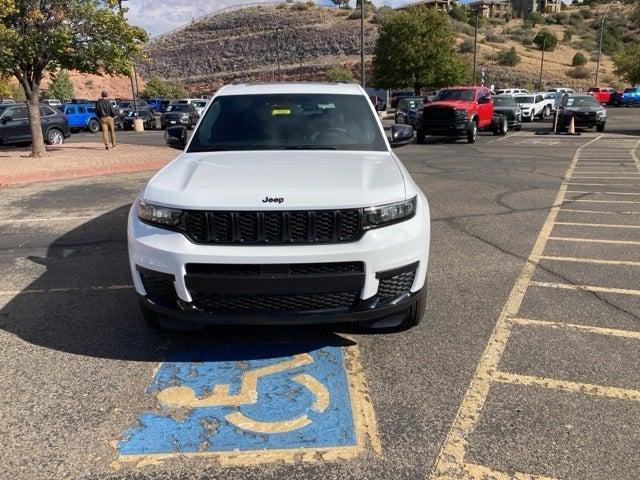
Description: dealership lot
xmin=1 ymin=108 xmax=639 ymax=480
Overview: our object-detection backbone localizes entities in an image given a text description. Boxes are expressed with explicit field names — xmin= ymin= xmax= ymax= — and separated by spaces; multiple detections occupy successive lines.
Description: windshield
xmin=188 ymin=94 xmax=386 ymax=152
xmin=624 ymin=88 xmax=636 ymax=93
xmin=437 ymin=89 xmax=474 ymax=101
xmin=166 ymin=105 xmax=190 ymax=112
xmin=193 ymin=101 xmax=207 ymax=108
xmin=563 ymin=96 xmax=599 ymax=107
xmin=494 ymin=96 xmax=516 ymax=107
xmin=515 ymin=96 xmax=534 ymax=104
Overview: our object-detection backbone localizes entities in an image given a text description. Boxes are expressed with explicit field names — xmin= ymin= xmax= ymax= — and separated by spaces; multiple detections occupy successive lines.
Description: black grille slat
xmin=186 ymin=262 xmax=364 ymax=276
xmin=140 ymin=274 xmax=177 ymax=306
xmin=184 ymin=209 xmax=363 ymax=245
xmin=377 ymin=271 xmax=416 ymax=300
xmin=192 ymin=291 xmax=359 ymax=313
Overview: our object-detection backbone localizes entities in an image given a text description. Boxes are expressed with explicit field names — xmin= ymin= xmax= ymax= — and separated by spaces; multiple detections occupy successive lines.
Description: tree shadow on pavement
xmin=0 ymin=206 xmax=356 ymax=362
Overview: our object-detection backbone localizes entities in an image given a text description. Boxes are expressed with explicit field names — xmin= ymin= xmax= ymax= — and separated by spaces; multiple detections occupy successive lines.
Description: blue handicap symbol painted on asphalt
xmin=118 ymin=343 xmax=359 ymax=457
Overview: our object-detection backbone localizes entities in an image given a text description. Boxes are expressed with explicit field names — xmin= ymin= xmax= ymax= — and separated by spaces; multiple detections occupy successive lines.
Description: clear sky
xmin=126 ymin=0 xmax=475 ymax=37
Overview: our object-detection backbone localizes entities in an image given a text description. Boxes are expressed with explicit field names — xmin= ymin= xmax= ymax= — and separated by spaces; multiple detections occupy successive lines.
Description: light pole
xmin=472 ymin=9 xmax=479 ymax=85
xmin=117 ymin=0 xmax=139 ymax=116
xmin=538 ymin=35 xmax=546 ymax=91
xmin=360 ymin=0 xmax=365 ymax=88
xmin=595 ymin=1 xmax=620 ymax=87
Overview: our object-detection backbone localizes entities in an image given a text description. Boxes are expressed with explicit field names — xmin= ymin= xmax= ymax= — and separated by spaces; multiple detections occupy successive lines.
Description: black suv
xmin=0 ymin=104 xmax=71 ymax=146
xmin=160 ymin=104 xmax=199 ymax=130
xmin=122 ymin=109 xmax=156 ymax=130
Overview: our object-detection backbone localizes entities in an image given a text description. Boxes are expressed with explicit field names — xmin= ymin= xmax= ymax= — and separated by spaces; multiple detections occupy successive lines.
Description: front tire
xmin=467 ymin=120 xmax=477 ymax=144
xmin=628 ymin=99 xmax=637 ymax=108
xmin=416 ymin=129 xmax=426 ymax=144
xmin=397 ymin=114 xmax=406 ymax=124
xmin=596 ymin=123 xmax=605 ymax=132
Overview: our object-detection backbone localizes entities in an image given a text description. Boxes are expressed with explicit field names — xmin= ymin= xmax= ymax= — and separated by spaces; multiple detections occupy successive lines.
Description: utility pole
xmin=276 ymin=27 xmax=281 ymax=79
xmin=538 ymin=35 xmax=545 ymax=92
xmin=595 ymin=1 xmax=620 ymax=87
xmin=472 ymin=10 xmax=479 ymax=85
xmin=360 ymin=0 xmax=365 ymax=88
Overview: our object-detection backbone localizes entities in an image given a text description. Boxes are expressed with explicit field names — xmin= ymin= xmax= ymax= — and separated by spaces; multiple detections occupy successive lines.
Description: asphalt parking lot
xmin=1 ymin=108 xmax=639 ymax=480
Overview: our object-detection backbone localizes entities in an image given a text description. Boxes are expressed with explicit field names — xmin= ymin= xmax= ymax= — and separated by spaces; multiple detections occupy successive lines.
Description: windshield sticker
xmin=272 ymin=107 xmax=291 ymax=116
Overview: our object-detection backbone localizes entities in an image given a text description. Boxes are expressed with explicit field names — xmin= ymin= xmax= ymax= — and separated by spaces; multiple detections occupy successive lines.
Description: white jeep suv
xmin=128 ymin=83 xmax=430 ymax=331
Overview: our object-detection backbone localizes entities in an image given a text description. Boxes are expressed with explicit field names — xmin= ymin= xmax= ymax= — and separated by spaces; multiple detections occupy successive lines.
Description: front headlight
xmin=364 ymin=197 xmax=417 ymax=228
xmin=597 ymin=110 xmax=607 ymax=117
xmin=454 ymin=109 xmax=468 ymax=119
xmin=137 ymin=201 xmax=183 ymax=227
xmin=181 ymin=115 xmax=189 ymax=121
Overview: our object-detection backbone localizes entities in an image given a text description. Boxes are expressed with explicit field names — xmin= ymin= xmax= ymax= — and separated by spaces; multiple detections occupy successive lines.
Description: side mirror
xmin=478 ymin=96 xmax=491 ymax=105
xmin=165 ymin=126 xmax=188 ymax=150
xmin=389 ymin=124 xmax=414 ymax=148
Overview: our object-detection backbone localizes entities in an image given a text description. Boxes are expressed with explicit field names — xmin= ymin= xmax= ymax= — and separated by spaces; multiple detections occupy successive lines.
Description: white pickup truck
xmin=514 ymin=93 xmax=555 ymax=121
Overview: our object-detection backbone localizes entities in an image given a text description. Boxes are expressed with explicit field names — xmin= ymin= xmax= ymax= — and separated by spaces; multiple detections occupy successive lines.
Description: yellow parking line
xmin=566 ymin=190 xmax=640 ymax=195
xmin=529 ymin=281 xmax=640 ymax=296
xmin=555 ymin=222 xmax=640 ymax=229
xmin=491 ymin=371 xmax=640 ymax=403
xmin=512 ymin=317 xmax=640 ymax=340
xmin=428 ymin=134 xmax=604 ymax=480
xmin=564 ymin=199 xmax=640 ymax=204
xmin=559 ymin=209 xmax=640 ymax=215
xmin=571 ymin=176 xmax=640 ymax=179
xmin=535 ymin=255 xmax=640 ymax=266
xmin=549 ymin=236 xmax=640 ymax=245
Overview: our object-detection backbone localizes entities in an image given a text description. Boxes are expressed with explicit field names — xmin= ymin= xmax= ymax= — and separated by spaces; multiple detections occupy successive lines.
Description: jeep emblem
xmin=262 ymin=196 xmax=284 ymax=204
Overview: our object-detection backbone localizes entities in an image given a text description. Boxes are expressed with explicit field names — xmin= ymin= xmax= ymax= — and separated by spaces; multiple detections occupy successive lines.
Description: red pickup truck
xmin=588 ymin=86 xmax=619 ymax=106
xmin=415 ymin=86 xmax=506 ymax=144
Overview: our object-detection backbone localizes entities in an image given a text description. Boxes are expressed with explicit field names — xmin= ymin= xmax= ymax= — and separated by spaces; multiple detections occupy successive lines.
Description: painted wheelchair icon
xmin=157 ymin=352 xmax=329 ymax=434
xmin=118 ymin=343 xmax=378 ymax=463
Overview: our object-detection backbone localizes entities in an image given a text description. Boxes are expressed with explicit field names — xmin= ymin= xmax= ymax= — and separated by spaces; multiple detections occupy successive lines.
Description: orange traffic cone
xmin=568 ymin=116 xmax=575 ymax=135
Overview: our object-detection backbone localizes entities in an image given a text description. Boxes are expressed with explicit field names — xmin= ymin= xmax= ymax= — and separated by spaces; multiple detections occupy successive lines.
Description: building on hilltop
xmin=511 ymin=0 xmax=561 ymax=16
xmin=396 ymin=0 xmax=457 ymax=13
xmin=467 ymin=0 xmax=511 ymax=18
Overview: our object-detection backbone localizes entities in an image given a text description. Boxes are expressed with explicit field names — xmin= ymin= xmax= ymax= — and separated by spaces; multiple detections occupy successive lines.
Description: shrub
xmin=449 ymin=4 xmax=468 ymax=23
xmin=572 ymin=52 xmax=587 ymax=66
xmin=326 ymin=65 xmax=355 ymax=83
xmin=291 ymin=2 xmax=308 ymax=10
xmin=487 ymin=17 xmax=504 ymax=26
xmin=590 ymin=51 xmax=600 ymax=62
xmin=550 ymin=12 xmax=569 ymax=25
xmin=459 ymin=37 xmax=474 ymax=53
xmin=534 ymin=30 xmax=558 ymax=51
xmin=521 ymin=37 xmax=533 ymax=46
xmin=563 ymin=29 xmax=573 ymax=42
xmin=568 ymin=12 xmax=584 ymax=26
xmin=276 ymin=3 xmax=287 ymax=9
xmin=572 ymin=39 xmax=595 ymax=51
xmin=498 ymin=47 xmax=521 ymax=66
xmin=484 ymin=32 xmax=505 ymax=43
xmin=450 ymin=19 xmax=475 ymax=36
xmin=567 ymin=66 xmax=591 ymax=79
xmin=524 ymin=12 xmax=544 ymax=27
xmin=578 ymin=7 xmax=593 ymax=19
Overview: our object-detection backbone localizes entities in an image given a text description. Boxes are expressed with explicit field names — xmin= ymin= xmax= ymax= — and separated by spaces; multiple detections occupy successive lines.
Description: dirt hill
xmin=139 ymin=3 xmax=631 ymax=94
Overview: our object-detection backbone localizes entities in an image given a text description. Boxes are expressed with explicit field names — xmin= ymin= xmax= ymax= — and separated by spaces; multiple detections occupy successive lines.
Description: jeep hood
xmin=142 ymin=150 xmax=406 ymax=210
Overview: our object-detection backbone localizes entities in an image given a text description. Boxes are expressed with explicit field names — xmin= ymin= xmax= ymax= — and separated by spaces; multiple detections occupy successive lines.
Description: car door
xmin=64 ymin=106 xmax=83 ymax=128
xmin=1 ymin=106 xmax=30 ymax=142
xmin=477 ymin=89 xmax=492 ymax=126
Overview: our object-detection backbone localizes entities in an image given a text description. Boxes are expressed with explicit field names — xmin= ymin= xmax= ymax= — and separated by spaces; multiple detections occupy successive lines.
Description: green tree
xmin=614 ymin=41 xmax=640 ymax=85
xmin=0 ymin=0 xmax=147 ymax=157
xmin=534 ymin=30 xmax=559 ymax=51
xmin=372 ymin=8 xmax=467 ymax=93
xmin=0 ymin=74 xmax=11 ymax=101
xmin=524 ymin=11 xmax=544 ymax=27
xmin=572 ymin=52 xmax=587 ymax=66
xmin=498 ymin=47 xmax=521 ymax=66
xmin=325 ymin=65 xmax=355 ymax=83
xmin=563 ymin=29 xmax=573 ymax=42
xmin=330 ymin=0 xmax=350 ymax=8
xmin=449 ymin=4 xmax=468 ymax=23
xmin=47 ymin=70 xmax=75 ymax=101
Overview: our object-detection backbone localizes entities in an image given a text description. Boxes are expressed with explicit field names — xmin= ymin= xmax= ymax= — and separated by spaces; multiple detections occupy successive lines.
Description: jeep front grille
xmin=183 ymin=209 xmax=363 ymax=245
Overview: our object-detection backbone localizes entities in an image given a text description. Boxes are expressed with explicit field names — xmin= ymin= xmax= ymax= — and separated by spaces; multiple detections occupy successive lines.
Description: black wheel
xmin=397 ymin=114 xmax=406 ymax=124
xmin=628 ymin=99 xmax=636 ymax=108
xmin=139 ymin=301 xmax=203 ymax=332
xmin=87 ymin=118 xmax=100 ymax=134
xmin=596 ymin=123 xmax=605 ymax=132
xmin=45 ymin=128 xmax=65 ymax=145
xmin=467 ymin=120 xmax=477 ymax=144
xmin=514 ymin=124 xmax=522 ymax=131
xmin=416 ymin=129 xmax=426 ymax=144
xmin=402 ymin=293 xmax=426 ymax=329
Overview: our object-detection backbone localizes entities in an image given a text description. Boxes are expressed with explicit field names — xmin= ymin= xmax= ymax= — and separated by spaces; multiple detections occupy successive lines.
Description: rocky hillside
xmin=140 ymin=3 xmax=629 ymax=94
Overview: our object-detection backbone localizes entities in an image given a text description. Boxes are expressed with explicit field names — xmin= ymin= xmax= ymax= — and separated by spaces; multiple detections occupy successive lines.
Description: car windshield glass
xmin=563 ymin=96 xmax=599 ymax=107
xmin=437 ymin=89 xmax=474 ymax=101
xmin=166 ymin=105 xmax=190 ymax=112
xmin=624 ymin=88 xmax=635 ymax=93
xmin=515 ymin=96 xmax=534 ymax=104
xmin=406 ymin=98 xmax=423 ymax=108
xmin=0 ymin=105 xmax=8 ymax=116
xmin=188 ymin=93 xmax=386 ymax=152
xmin=193 ymin=101 xmax=207 ymax=107
xmin=494 ymin=96 xmax=516 ymax=107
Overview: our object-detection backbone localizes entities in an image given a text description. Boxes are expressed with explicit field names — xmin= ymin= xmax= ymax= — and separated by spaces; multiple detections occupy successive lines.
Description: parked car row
xmin=0 ymin=104 xmax=70 ymax=146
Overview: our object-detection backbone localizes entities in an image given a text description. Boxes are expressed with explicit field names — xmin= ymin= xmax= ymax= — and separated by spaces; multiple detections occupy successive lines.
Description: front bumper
xmin=161 ymin=117 xmax=189 ymax=128
xmin=418 ymin=118 xmax=470 ymax=137
xmin=127 ymin=195 xmax=430 ymax=325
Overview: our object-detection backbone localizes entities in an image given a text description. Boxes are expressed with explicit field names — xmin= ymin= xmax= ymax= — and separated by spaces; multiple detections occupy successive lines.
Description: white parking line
xmin=530 ymin=281 xmax=640 ymax=296
xmin=549 ymin=236 xmax=640 ymax=245
xmin=555 ymin=222 xmax=640 ymax=229
xmin=0 ymin=213 xmax=121 ymax=225
xmin=0 ymin=284 xmax=133 ymax=296
xmin=536 ymin=255 xmax=640 ymax=267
